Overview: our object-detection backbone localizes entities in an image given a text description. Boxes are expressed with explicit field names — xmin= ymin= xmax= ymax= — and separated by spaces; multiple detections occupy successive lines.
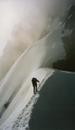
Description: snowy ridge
xmin=0 ymin=23 xmax=64 ymax=124
xmin=0 ymin=68 xmax=54 ymax=130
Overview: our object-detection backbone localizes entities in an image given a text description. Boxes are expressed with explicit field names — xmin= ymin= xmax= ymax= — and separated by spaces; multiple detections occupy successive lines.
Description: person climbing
xmin=31 ymin=77 xmax=40 ymax=94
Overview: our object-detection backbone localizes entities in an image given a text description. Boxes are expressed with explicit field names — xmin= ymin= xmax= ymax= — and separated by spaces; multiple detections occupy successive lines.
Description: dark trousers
xmin=33 ymin=84 xmax=37 ymax=94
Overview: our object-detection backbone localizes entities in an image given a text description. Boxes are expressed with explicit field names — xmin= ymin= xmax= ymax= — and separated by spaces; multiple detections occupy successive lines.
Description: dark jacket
xmin=32 ymin=77 xmax=39 ymax=86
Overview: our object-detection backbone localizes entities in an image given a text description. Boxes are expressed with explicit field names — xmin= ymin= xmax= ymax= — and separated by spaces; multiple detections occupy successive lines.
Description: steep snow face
xmin=0 ymin=31 xmax=65 ymax=115
xmin=0 ymin=0 xmax=73 ymax=129
xmin=0 ymin=0 xmax=71 ymax=80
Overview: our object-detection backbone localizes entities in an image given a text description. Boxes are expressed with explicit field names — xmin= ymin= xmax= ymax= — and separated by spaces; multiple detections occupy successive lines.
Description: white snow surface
xmin=0 ymin=68 xmax=54 ymax=130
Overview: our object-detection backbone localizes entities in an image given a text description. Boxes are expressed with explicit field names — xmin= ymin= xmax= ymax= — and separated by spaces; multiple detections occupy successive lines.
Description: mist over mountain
xmin=0 ymin=0 xmax=75 ymax=130
xmin=0 ymin=0 xmax=73 ymax=81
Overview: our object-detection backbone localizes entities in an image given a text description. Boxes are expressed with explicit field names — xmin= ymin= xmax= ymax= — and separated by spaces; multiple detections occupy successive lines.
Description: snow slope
xmin=0 ymin=68 xmax=54 ymax=130
xmin=0 ymin=28 xmax=65 ymax=121
xmin=0 ymin=0 xmax=73 ymax=129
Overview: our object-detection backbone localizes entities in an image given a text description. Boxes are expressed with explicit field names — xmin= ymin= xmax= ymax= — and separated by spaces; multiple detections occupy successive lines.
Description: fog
xmin=0 ymin=0 xmax=72 ymax=80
